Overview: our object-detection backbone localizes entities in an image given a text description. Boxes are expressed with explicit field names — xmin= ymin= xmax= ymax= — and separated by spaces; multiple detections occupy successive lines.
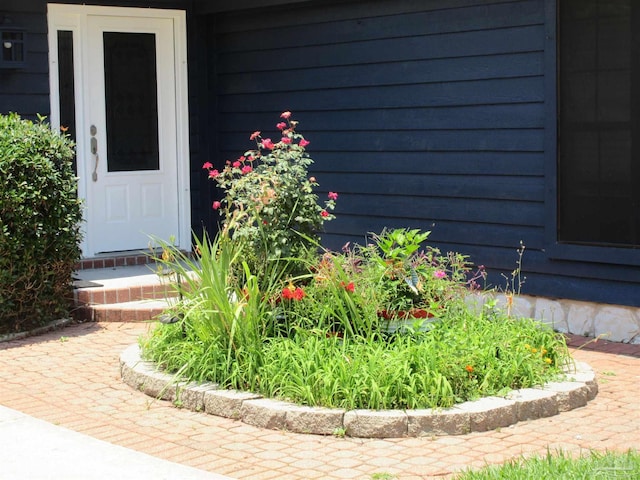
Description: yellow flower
xmin=541 ymin=348 xmax=548 ymax=355
xmin=524 ymin=344 xmax=531 ymax=350
xmin=544 ymin=357 xmax=552 ymax=364
xmin=531 ymin=348 xmax=538 ymax=354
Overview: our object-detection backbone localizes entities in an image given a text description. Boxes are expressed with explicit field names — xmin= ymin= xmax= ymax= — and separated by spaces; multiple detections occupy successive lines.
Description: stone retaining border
xmin=120 ymin=344 xmax=597 ymax=438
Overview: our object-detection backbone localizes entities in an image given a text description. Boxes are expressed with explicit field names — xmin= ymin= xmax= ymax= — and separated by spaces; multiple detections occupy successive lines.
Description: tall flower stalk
xmin=203 ymin=112 xmax=336 ymax=277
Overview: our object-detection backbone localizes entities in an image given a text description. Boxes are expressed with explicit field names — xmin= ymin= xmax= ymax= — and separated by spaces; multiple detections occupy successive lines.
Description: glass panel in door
xmin=103 ymin=32 xmax=159 ymax=172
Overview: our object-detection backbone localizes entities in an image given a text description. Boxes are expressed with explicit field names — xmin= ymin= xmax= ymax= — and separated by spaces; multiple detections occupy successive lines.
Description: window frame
xmin=545 ymin=0 xmax=640 ymax=266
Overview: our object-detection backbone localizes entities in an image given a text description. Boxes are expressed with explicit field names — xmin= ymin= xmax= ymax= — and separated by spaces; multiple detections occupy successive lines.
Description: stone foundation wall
xmin=468 ymin=293 xmax=640 ymax=344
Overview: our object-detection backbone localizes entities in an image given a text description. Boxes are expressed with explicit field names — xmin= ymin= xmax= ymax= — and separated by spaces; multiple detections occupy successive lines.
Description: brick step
xmin=75 ymin=299 xmax=178 ymax=322
xmin=73 ymin=264 xmax=188 ymax=323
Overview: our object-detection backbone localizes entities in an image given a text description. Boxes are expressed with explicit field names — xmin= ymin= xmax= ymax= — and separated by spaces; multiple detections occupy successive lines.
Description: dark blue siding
xmin=208 ymin=0 xmax=549 ymax=284
xmin=206 ymin=0 xmax=640 ymax=306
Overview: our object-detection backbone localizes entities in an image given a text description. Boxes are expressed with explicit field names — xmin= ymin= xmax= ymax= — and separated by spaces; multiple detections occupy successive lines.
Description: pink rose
xmin=276 ymin=122 xmax=286 ymax=130
xmin=299 ymin=139 xmax=310 ymax=148
xmin=249 ymin=131 xmax=261 ymax=140
xmin=241 ymin=165 xmax=252 ymax=174
xmin=202 ymin=161 xmax=213 ymax=170
xmin=212 ymin=201 xmax=221 ymax=210
xmin=280 ymin=111 xmax=292 ymax=119
xmin=320 ymin=210 xmax=329 ymax=218
xmin=281 ymin=136 xmax=292 ymax=144
xmin=328 ymin=191 xmax=338 ymax=200
xmin=261 ymin=138 xmax=275 ymax=150
xmin=232 ymin=161 xmax=241 ymax=168
xmin=208 ymin=169 xmax=219 ymax=178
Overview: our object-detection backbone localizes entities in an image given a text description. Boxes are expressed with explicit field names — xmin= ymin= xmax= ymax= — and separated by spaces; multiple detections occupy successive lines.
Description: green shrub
xmin=0 ymin=113 xmax=82 ymax=333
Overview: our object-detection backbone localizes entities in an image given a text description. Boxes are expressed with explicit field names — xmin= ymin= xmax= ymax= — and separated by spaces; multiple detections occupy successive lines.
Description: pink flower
xmin=208 ymin=169 xmax=219 ymax=178
xmin=328 ymin=191 xmax=338 ymax=200
xmin=299 ymin=139 xmax=310 ymax=148
xmin=241 ymin=165 xmax=252 ymax=174
xmin=202 ymin=161 xmax=213 ymax=170
xmin=276 ymin=122 xmax=287 ymax=130
xmin=232 ymin=161 xmax=241 ymax=168
xmin=281 ymin=136 xmax=292 ymax=144
xmin=434 ymin=270 xmax=447 ymax=279
xmin=250 ymin=131 xmax=261 ymax=140
xmin=261 ymin=138 xmax=275 ymax=150
xmin=212 ymin=201 xmax=221 ymax=210
xmin=280 ymin=111 xmax=292 ymax=119
xmin=321 ymin=210 xmax=329 ymax=218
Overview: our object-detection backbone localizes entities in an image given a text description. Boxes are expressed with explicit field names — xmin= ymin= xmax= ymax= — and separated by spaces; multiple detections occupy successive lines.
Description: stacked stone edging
xmin=471 ymin=293 xmax=640 ymax=344
xmin=120 ymin=344 xmax=598 ymax=438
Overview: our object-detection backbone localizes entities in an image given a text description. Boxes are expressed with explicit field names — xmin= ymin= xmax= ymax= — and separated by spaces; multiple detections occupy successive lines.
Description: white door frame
xmin=47 ymin=3 xmax=191 ymax=256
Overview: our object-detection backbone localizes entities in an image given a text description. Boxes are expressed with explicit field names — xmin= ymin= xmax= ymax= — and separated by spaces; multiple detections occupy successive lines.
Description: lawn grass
xmin=454 ymin=450 xmax=640 ymax=479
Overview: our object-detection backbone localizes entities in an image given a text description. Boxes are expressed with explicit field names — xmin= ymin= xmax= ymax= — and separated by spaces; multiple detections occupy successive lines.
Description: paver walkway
xmin=0 ymin=322 xmax=638 ymax=479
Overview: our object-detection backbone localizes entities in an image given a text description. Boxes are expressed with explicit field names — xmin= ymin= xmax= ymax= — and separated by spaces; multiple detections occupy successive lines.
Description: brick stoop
xmin=72 ymin=259 xmax=183 ymax=323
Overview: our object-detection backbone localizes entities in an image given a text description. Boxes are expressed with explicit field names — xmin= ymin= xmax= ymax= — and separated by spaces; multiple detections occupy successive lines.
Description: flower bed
xmin=141 ymin=112 xmax=573 ymax=412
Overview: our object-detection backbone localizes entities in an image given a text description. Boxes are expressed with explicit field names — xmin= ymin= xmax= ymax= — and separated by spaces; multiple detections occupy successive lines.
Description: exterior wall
xmin=0 ymin=0 xmax=214 ymax=238
xmin=205 ymin=0 xmax=640 ymax=308
xmin=2 ymin=0 xmax=639 ymax=308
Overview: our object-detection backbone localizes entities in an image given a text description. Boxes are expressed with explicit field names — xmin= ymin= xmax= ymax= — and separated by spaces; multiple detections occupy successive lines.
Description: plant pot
xmin=378 ymin=309 xmax=438 ymax=334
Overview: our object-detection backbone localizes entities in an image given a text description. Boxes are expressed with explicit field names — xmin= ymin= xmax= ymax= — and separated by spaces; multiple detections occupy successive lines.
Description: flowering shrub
xmin=203 ymin=112 xmax=336 ymax=274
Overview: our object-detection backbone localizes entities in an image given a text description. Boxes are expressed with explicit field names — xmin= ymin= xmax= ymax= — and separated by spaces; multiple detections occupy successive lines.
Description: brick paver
xmin=1 ymin=322 xmax=639 ymax=479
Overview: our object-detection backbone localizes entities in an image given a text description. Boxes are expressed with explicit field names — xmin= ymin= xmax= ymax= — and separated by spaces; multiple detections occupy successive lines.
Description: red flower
xmin=340 ymin=281 xmax=355 ymax=293
xmin=212 ymin=201 xmax=221 ymax=210
xmin=280 ymin=111 xmax=292 ymax=119
xmin=328 ymin=191 xmax=338 ymax=200
xmin=241 ymin=165 xmax=252 ymax=175
xmin=261 ymin=138 xmax=275 ymax=150
xmin=276 ymin=122 xmax=287 ymax=130
xmin=232 ymin=161 xmax=241 ymax=168
xmin=465 ymin=365 xmax=474 ymax=373
xmin=299 ymin=139 xmax=310 ymax=148
xmin=282 ymin=284 xmax=305 ymax=301
xmin=208 ymin=169 xmax=219 ymax=178
xmin=202 ymin=161 xmax=213 ymax=170
xmin=320 ymin=210 xmax=329 ymax=218
xmin=250 ymin=131 xmax=261 ymax=140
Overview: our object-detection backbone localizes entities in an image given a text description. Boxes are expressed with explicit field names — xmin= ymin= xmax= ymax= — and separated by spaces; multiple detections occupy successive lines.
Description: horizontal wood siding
xmin=208 ymin=0 xmax=551 ymax=287
xmin=208 ymin=0 xmax=640 ymax=306
xmin=0 ymin=1 xmax=48 ymax=119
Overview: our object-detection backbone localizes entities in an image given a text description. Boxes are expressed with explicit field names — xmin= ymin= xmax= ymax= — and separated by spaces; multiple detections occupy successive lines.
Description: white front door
xmin=47 ymin=5 xmax=190 ymax=256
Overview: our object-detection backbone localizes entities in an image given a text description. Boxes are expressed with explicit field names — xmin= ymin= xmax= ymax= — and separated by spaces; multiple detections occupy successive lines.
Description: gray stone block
xmin=457 ymin=397 xmax=517 ymax=432
xmin=508 ymin=388 xmax=558 ymax=421
xmin=204 ymin=389 xmax=262 ymax=419
xmin=544 ymin=381 xmax=589 ymax=412
xmin=407 ymin=407 xmax=469 ymax=436
xmin=343 ymin=410 xmax=408 ymax=438
xmin=240 ymin=399 xmax=291 ymax=430
xmin=284 ymin=405 xmax=345 ymax=435
xmin=177 ymin=382 xmax=219 ymax=411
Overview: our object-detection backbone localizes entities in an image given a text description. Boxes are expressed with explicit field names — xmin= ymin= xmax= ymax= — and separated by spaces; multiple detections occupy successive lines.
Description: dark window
xmin=57 ymin=30 xmax=76 ymax=174
xmin=103 ymin=32 xmax=159 ymax=172
xmin=558 ymin=0 xmax=640 ymax=247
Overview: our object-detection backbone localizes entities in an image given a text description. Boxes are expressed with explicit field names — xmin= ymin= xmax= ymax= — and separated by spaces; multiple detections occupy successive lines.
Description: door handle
xmin=90 ymin=125 xmax=99 ymax=182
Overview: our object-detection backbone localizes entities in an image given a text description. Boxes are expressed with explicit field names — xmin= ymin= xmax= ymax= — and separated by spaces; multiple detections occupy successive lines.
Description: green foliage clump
xmin=0 ymin=113 xmax=82 ymax=333
xmin=141 ymin=229 xmax=570 ymax=410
